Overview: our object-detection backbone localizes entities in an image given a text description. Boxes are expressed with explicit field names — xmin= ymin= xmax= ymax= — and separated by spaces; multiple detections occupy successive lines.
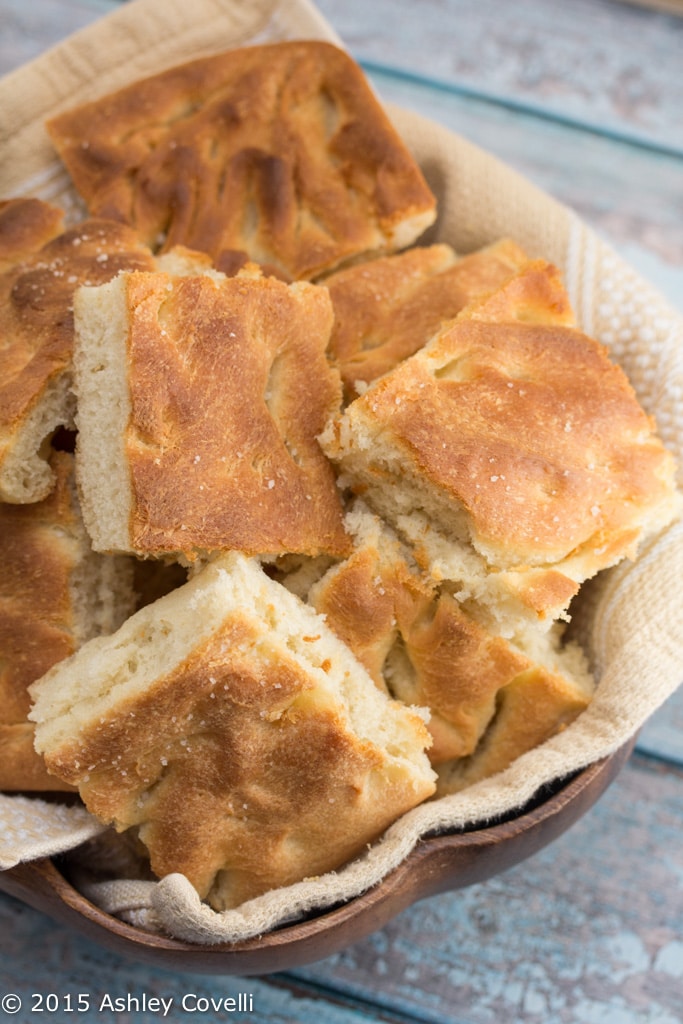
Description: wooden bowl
xmin=0 ymin=739 xmax=634 ymax=975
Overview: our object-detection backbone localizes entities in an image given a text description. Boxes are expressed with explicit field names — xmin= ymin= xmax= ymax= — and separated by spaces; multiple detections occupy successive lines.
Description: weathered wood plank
xmin=315 ymin=0 xmax=683 ymax=153
xmin=0 ymin=754 xmax=680 ymax=1022
xmin=2 ymin=0 xmax=681 ymax=318
xmin=0 ymin=891 xmax=401 ymax=1023
xmin=290 ymin=754 xmax=683 ymax=1024
xmin=366 ymin=65 xmax=683 ymax=314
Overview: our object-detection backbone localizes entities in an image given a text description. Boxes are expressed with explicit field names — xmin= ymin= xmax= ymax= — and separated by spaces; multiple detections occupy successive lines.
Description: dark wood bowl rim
xmin=0 ymin=739 xmax=634 ymax=974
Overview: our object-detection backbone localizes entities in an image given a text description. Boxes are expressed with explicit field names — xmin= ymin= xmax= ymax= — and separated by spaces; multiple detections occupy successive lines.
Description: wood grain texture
xmin=290 ymin=755 xmax=683 ymax=1024
xmin=1 ymin=3 xmax=682 ymax=1021
xmin=0 ymin=890 xmax=394 ymax=1023
xmin=314 ymin=0 xmax=683 ymax=153
xmin=366 ymin=66 xmax=683 ymax=313
xmin=0 ymin=755 xmax=680 ymax=1022
xmin=0 ymin=745 xmax=632 ymax=976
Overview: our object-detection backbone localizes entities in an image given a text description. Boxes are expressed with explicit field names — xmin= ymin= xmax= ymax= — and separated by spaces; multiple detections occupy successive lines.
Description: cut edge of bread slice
xmin=72 ymin=273 xmax=133 ymax=553
xmin=0 ymin=450 xmax=136 ymax=791
xmin=29 ymin=551 xmax=436 ymax=786
xmin=0 ymin=372 xmax=76 ymax=504
xmin=306 ymin=501 xmax=595 ymax=772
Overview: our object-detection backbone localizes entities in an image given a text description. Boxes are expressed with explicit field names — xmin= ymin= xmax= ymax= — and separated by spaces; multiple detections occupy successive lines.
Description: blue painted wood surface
xmin=292 ymin=756 xmax=683 ymax=1024
xmin=1 ymin=1 xmax=682 ymax=1021
xmin=362 ymin=64 xmax=683 ymax=314
xmin=0 ymin=757 xmax=682 ymax=1022
xmin=316 ymin=0 xmax=683 ymax=154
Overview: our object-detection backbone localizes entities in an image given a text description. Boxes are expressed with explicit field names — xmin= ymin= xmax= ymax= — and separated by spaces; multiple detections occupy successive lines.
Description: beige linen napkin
xmin=1 ymin=0 xmax=682 ymax=945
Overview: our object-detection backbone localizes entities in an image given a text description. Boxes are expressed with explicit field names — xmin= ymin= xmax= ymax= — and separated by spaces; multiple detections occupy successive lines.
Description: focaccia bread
xmin=0 ymin=216 xmax=156 ymax=504
xmin=325 ymin=238 xmax=528 ymax=399
xmin=0 ymin=451 xmax=135 ymax=791
xmin=433 ymin=640 xmax=593 ymax=794
xmin=29 ymin=552 xmax=436 ymax=910
xmin=308 ymin=503 xmax=593 ymax=768
xmin=321 ymin=262 xmax=682 ymax=633
xmin=72 ymin=265 xmax=350 ymax=561
xmin=0 ymin=198 xmax=64 ymax=273
xmin=46 ymin=41 xmax=437 ymax=281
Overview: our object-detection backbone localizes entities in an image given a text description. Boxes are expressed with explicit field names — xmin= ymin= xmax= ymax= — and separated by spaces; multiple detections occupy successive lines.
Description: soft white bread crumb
xmin=0 ymin=373 xmax=75 ymax=503
xmin=29 ymin=552 xmax=435 ymax=908
xmin=30 ymin=552 xmax=433 ymax=766
xmin=0 ymin=450 xmax=135 ymax=791
xmin=72 ymin=274 xmax=132 ymax=553
xmin=320 ymin=262 xmax=683 ymax=634
xmin=307 ymin=501 xmax=595 ymax=771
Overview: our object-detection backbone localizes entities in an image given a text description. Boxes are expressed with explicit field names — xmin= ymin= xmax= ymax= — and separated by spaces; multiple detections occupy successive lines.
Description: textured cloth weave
xmin=1 ymin=0 xmax=682 ymax=945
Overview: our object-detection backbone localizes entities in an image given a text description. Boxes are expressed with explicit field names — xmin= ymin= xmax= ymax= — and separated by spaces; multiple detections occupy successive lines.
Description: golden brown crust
xmin=36 ymin=558 xmax=435 ymax=909
xmin=309 ymin=516 xmax=432 ymax=696
xmin=311 ymin=542 xmax=407 ymax=692
xmin=0 ymin=452 xmax=82 ymax=791
xmin=328 ymin=262 xmax=680 ymax=576
xmin=465 ymin=258 xmax=576 ymax=327
xmin=0 ymin=218 xmax=155 ymax=464
xmin=0 ymin=723 xmax=74 ymax=791
xmin=435 ymin=667 xmax=591 ymax=794
xmin=500 ymin=568 xmax=581 ymax=616
xmin=0 ymin=198 xmax=65 ymax=273
xmin=47 ymin=42 xmax=436 ymax=280
xmin=407 ymin=531 xmax=582 ymax=624
xmin=391 ymin=590 xmax=534 ymax=764
xmin=121 ymin=270 xmax=350 ymax=558
xmin=43 ymin=625 xmax=393 ymax=904
xmin=310 ymin=509 xmax=591 ymax=767
xmin=325 ymin=239 xmax=528 ymax=398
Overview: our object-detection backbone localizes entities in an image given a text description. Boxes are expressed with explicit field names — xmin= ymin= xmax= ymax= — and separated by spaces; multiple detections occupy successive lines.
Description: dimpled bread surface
xmin=0 ymin=198 xmax=65 ymax=273
xmin=0 ymin=451 xmax=135 ymax=791
xmin=321 ymin=261 xmax=682 ymax=634
xmin=72 ymin=265 xmax=350 ymax=561
xmin=29 ymin=552 xmax=436 ymax=909
xmin=0 ymin=216 xmax=156 ymax=504
xmin=325 ymin=238 xmax=528 ymax=400
xmin=46 ymin=41 xmax=437 ymax=281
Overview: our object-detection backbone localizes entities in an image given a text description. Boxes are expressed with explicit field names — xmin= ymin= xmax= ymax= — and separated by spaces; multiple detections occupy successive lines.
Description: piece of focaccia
xmin=321 ymin=261 xmax=681 ymax=632
xmin=0 ymin=451 xmax=135 ymax=791
xmin=325 ymin=238 xmax=528 ymax=399
xmin=29 ymin=552 xmax=436 ymax=910
xmin=0 ymin=215 xmax=156 ymax=503
xmin=72 ymin=266 xmax=350 ymax=561
xmin=308 ymin=504 xmax=593 ymax=770
xmin=46 ymin=41 xmax=437 ymax=282
xmin=0 ymin=198 xmax=65 ymax=273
